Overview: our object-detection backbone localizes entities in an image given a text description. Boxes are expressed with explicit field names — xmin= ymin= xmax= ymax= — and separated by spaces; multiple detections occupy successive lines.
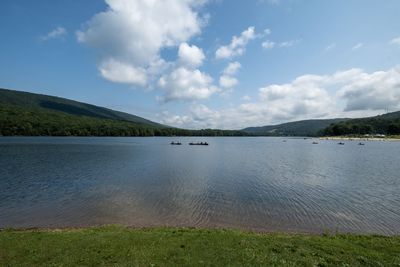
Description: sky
xmin=0 ymin=0 xmax=400 ymax=129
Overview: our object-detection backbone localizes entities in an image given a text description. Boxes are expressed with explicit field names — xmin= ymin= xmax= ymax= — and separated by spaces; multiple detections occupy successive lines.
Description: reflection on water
xmin=0 ymin=137 xmax=399 ymax=235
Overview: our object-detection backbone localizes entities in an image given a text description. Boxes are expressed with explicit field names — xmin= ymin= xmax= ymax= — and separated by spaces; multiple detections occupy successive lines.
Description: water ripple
xmin=0 ymin=137 xmax=399 ymax=235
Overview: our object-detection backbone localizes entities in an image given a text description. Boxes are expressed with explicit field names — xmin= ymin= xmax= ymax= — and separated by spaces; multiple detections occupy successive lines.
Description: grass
xmin=0 ymin=225 xmax=399 ymax=266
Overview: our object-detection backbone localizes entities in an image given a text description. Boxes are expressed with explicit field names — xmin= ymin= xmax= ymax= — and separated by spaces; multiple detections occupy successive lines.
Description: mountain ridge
xmin=243 ymin=111 xmax=400 ymax=136
xmin=1 ymin=88 xmax=399 ymax=136
xmin=0 ymin=88 xmax=246 ymax=136
xmin=242 ymin=118 xmax=350 ymax=136
xmin=0 ymin=88 xmax=163 ymax=127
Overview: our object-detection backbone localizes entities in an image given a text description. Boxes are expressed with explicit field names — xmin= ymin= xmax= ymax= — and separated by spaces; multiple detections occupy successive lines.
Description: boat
xmin=338 ymin=142 xmax=345 ymax=145
xmin=358 ymin=142 xmax=365 ymax=145
xmin=189 ymin=142 xmax=209 ymax=146
xmin=312 ymin=141 xmax=319 ymax=144
xmin=170 ymin=141 xmax=182 ymax=145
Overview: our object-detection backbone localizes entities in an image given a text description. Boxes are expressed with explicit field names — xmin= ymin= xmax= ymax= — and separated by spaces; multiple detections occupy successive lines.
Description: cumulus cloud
xmin=77 ymin=0 xmax=207 ymax=87
xmin=337 ymin=67 xmax=400 ymax=111
xmin=257 ymin=67 xmax=400 ymax=123
xmin=159 ymin=103 xmax=269 ymax=129
xmin=390 ymin=36 xmax=400 ymax=46
xmin=158 ymin=67 xmax=218 ymax=102
xmin=158 ymin=111 xmax=193 ymax=127
xmin=215 ymin=26 xmax=256 ymax=59
xmin=257 ymin=67 xmax=400 ymax=117
xmin=99 ymin=59 xmax=147 ymax=86
xmin=159 ymin=104 xmax=226 ymax=129
xmin=219 ymin=75 xmax=238 ymax=89
xmin=219 ymin=61 xmax=241 ymax=89
xmin=178 ymin=43 xmax=205 ymax=68
xmin=223 ymin=61 xmax=241 ymax=75
xmin=40 ymin=27 xmax=67 ymax=41
xmin=258 ymin=75 xmax=334 ymax=119
xmin=159 ymin=66 xmax=400 ymax=129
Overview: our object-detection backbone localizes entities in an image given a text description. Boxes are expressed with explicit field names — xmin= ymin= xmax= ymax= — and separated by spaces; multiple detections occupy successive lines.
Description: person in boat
xmin=171 ymin=141 xmax=181 ymax=145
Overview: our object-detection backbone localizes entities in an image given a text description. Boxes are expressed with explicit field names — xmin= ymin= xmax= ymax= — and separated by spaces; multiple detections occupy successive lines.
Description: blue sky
xmin=1 ymin=0 xmax=399 ymax=129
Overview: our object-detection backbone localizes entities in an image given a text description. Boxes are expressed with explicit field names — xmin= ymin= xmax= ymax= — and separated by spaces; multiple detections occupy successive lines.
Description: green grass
xmin=1 ymin=226 xmax=399 ymax=266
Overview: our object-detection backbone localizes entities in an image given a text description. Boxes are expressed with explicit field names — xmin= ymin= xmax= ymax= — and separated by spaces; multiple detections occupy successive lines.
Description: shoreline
xmin=1 ymin=224 xmax=397 ymax=237
xmin=320 ymin=136 xmax=400 ymax=142
xmin=1 ymin=225 xmax=399 ymax=266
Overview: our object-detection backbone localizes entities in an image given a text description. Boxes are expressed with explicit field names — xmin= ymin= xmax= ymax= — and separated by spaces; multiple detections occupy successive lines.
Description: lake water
xmin=0 ymin=137 xmax=399 ymax=235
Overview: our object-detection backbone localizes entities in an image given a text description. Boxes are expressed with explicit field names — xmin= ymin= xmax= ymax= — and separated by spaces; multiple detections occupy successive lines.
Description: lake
xmin=0 ymin=137 xmax=399 ymax=235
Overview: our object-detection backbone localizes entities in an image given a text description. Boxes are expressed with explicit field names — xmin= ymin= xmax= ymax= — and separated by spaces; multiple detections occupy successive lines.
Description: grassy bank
xmin=1 ymin=226 xmax=399 ymax=266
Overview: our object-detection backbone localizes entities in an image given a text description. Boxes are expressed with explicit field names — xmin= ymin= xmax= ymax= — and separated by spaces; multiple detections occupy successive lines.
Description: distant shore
xmin=320 ymin=136 xmax=400 ymax=142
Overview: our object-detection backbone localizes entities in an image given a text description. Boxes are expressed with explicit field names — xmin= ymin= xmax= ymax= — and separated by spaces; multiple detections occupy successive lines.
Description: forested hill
xmin=321 ymin=111 xmax=400 ymax=136
xmin=242 ymin=118 xmax=349 ymax=136
xmin=2 ymin=88 xmax=399 ymax=137
xmin=0 ymin=88 xmax=246 ymax=136
xmin=0 ymin=88 xmax=162 ymax=127
xmin=243 ymin=111 xmax=400 ymax=137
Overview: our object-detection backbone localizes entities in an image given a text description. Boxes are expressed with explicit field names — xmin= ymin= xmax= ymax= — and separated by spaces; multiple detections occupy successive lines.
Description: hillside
xmin=243 ymin=118 xmax=349 ymax=136
xmin=321 ymin=111 xmax=400 ymax=136
xmin=0 ymin=88 xmax=162 ymax=127
xmin=0 ymin=88 xmax=247 ymax=136
xmin=3 ymin=88 xmax=398 ymax=137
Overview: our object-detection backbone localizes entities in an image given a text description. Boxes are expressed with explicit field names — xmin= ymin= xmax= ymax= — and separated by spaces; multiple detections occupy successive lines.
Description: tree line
xmin=321 ymin=118 xmax=400 ymax=136
xmin=0 ymin=104 xmax=247 ymax=136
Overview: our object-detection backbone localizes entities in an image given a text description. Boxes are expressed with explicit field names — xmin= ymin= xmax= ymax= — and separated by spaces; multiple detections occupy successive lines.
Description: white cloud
xmin=215 ymin=27 xmax=256 ymax=59
xmin=178 ymin=43 xmax=205 ymax=68
xmin=223 ymin=61 xmax=241 ymax=75
xmin=256 ymin=67 xmax=400 ymax=123
xmin=40 ymin=27 xmax=67 ymax=41
xmin=160 ymin=104 xmax=230 ymax=129
xmin=77 ymin=0 xmax=207 ymax=87
xmin=258 ymin=75 xmax=334 ymax=119
xmin=337 ymin=67 xmax=400 ymax=111
xmin=158 ymin=67 xmax=218 ymax=102
xmin=160 ymin=66 xmax=400 ymax=129
xmin=219 ymin=75 xmax=238 ymax=88
xmin=352 ymin=43 xmax=364 ymax=50
xmin=242 ymin=95 xmax=252 ymax=101
xmin=390 ymin=36 xmax=400 ymax=46
xmin=99 ymin=58 xmax=147 ymax=86
xmin=262 ymin=40 xmax=275 ymax=49
xmin=159 ymin=111 xmax=193 ymax=126
xmin=190 ymin=104 xmax=221 ymax=125
xmin=219 ymin=61 xmax=241 ymax=89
